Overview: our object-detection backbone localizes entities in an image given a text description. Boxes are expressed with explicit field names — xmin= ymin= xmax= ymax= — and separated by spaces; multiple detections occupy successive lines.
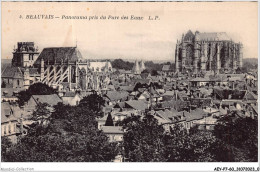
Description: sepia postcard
xmin=1 ymin=1 xmax=259 ymax=172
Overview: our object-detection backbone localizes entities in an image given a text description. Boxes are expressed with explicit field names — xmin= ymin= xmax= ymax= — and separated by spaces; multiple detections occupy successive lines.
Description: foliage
xmin=112 ymin=59 xmax=175 ymax=72
xmin=121 ymin=114 xmax=257 ymax=162
xmin=1 ymin=136 xmax=12 ymax=162
xmin=213 ymin=115 xmax=258 ymax=162
xmin=122 ymin=115 xmax=166 ymax=162
xmin=151 ymin=70 xmax=159 ymax=76
xmin=1 ymin=81 xmax=6 ymax=88
xmin=3 ymin=103 xmax=118 ymax=162
xmin=31 ymin=102 xmax=51 ymax=126
xmin=105 ymin=113 xmax=114 ymax=126
xmin=241 ymin=58 xmax=258 ymax=73
xmin=141 ymin=69 xmax=150 ymax=74
xmin=112 ymin=59 xmax=134 ymax=71
xmin=79 ymin=93 xmax=105 ymax=117
xmin=17 ymin=83 xmax=56 ymax=106
xmin=145 ymin=61 xmax=163 ymax=72
xmin=164 ymin=125 xmax=216 ymax=162
xmin=133 ymin=82 xmax=149 ymax=91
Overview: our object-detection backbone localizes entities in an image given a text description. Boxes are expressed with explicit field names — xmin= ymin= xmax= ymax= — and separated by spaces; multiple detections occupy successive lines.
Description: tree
xmin=151 ymin=70 xmax=159 ymax=76
xmin=79 ymin=93 xmax=105 ymax=117
xmin=213 ymin=115 xmax=258 ymax=162
xmin=17 ymin=83 xmax=56 ymax=106
xmin=1 ymin=81 xmax=6 ymax=88
xmin=2 ymin=103 xmax=118 ymax=162
xmin=141 ymin=69 xmax=150 ymax=74
xmin=112 ymin=59 xmax=134 ymax=70
xmin=1 ymin=136 xmax=12 ymax=162
xmin=121 ymin=114 xmax=218 ymax=162
xmin=31 ymin=102 xmax=51 ymax=126
xmin=121 ymin=115 xmax=166 ymax=162
xmin=105 ymin=113 xmax=114 ymax=126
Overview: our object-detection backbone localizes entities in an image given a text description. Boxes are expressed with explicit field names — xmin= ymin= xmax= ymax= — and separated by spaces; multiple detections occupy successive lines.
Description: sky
xmin=2 ymin=2 xmax=258 ymax=62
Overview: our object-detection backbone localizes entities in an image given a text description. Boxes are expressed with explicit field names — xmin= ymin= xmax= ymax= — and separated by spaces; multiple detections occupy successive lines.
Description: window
xmin=92 ymin=67 xmax=94 ymax=71
xmin=8 ymin=125 xmax=11 ymax=134
xmin=96 ymin=67 xmax=99 ymax=72
xmin=17 ymin=80 xmax=20 ymax=86
xmin=13 ymin=123 xmax=16 ymax=133
xmin=76 ymin=101 xmax=79 ymax=106
xmin=4 ymin=126 xmax=6 ymax=135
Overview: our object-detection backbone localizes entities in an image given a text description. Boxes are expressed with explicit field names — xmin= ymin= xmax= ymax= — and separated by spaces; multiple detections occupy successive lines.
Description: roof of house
xmin=134 ymin=79 xmax=150 ymax=85
xmin=101 ymin=126 xmax=124 ymax=134
xmin=185 ymin=108 xmax=206 ymax=122
xmin=105 ymin=91 xmax=129 ymax=101
xmin=219 ymin=107 xmax=228 ymax=115
xmin=162 ymin=91 xmax=175 ymax=97
xmin=244 ymin=91 xmax=257 ymax=100
xmin=31 ymin=94 xmax=62 ymax=106
xmin=252 ymin=105 xmax=258 ymax=114
xmin=118 ymin=85 xmax=134 ymax=92
xmin=1 ymin=102 xmax=19 ymax=123
xmin=34 ymin=47 xmax=84 ymax=65
xmin=1 ymin=66 xmax=24 ymax=78
xmin=125 ymin=100 xmax=148 ymax=111
xmin=140 ymin=73 xmax=149 ymax=80
xmin=113 ymin=102 xmax=125 ymax=109
xmin=162 ymin=65 xmax=171 ymax=71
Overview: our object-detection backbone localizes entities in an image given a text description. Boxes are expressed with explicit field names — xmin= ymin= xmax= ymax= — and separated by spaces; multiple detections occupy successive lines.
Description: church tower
xmin=23 ymin=65 xmax=30 ymax=89
xmin=12 ymin=42 xmax=39 ymax=67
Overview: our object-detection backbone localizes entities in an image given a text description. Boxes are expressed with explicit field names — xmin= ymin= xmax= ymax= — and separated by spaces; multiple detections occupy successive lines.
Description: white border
xmin=0 ymin=0 xmax=259 ymax=171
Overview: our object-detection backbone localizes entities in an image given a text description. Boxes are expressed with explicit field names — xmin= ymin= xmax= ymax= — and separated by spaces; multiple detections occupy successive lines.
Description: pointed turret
xmin=139 ymin=60 xmax=146 ymax=72
xmin=132 ymin=60 xmax=141 ymax=74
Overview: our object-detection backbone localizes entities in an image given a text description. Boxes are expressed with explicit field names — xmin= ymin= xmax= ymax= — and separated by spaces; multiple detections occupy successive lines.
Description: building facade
xmin=12 ymin=42 xmax=39 ymax=67
xmin=175 ymin=31 xmax=243 ymax=74
xmin=33 ymin=46 xmax=113 ymax=91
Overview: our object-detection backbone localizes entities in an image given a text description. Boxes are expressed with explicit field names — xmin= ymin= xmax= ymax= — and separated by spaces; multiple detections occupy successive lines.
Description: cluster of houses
xmin=1 ymin=42 xmax=258 ymax=162
xmin=1 ymin=60 xmax=258 ymax=145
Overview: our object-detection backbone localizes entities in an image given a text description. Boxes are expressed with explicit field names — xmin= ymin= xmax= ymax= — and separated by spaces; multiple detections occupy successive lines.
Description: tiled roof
xmin=101 ymin=126 xmax=124 ymax=134
xmin=252 ymin=105 xmax=258 ymax=114
xmin=185 ymin=108 xmax=206 ymax=122
xmin=197 ymin=32 xmax=230 ymax=41
xmin=105 ymin=91 xmax=129 ymax=101
xmin=34 ymin=47 xmax=84 ymax=65
xmin=31 ymin=94 xmax=62 ymax=106
xmin=162 ymin=65 xmax=170 ymax=71
xmin=125 ymin=100 xmax=148 ymax=111
xmin=162 ymin=91 xmax=175 ymax=97
xmin=2 ymin=66 xmax=23 ymax=78
xmin=134 ymin=79 xmax=150 ymax=85
xmin=1 ymin=102 xmax=18 ymax=123
xmin=118 ymin=86 xmax=134 ymax=92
